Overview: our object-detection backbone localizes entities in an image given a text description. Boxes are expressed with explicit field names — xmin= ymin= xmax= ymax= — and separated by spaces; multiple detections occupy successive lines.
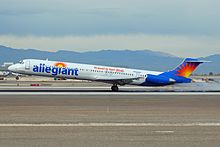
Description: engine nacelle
xmin=146 ymin=74 xmax=175 ymax=85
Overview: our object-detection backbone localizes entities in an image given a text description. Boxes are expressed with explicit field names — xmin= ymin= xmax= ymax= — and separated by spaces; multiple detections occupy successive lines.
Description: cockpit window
xmin=19 ymin=60 xmax=24 ymax=64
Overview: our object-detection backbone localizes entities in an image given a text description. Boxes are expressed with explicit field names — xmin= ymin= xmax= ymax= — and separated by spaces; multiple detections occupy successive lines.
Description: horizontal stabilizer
xmin=169 ymin=58 xmax=209 ymax=78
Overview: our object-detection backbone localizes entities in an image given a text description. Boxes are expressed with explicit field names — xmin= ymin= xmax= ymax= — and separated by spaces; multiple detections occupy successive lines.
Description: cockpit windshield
xmin=19 ymin=60 xmax=24 ymax=64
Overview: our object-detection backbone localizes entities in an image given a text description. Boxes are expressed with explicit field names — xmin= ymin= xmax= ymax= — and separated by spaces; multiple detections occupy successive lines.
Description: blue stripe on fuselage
xmin=160 ymin=72 xmax=192 ymax=83
xmin=140 ymin=72 xmax=192 ymax=86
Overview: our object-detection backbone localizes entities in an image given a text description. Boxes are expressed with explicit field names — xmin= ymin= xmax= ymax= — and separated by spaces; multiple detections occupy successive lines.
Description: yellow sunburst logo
xmin=54 ymin=62 xmax=67 ymax=68
xmin=176 ymin=63 xmax=197 ymax=78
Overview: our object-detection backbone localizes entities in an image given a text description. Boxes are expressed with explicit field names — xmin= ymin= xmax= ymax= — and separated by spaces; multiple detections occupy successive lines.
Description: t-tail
xmin=159 ymin=58 xmax=209 ymax=84
xmin=170 ymin=58 xmax=208 ymax=78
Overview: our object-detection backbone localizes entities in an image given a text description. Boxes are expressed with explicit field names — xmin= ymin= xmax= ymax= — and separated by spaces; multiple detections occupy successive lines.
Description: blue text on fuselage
xmin=33 ymin=64 xmax=78 ymax=76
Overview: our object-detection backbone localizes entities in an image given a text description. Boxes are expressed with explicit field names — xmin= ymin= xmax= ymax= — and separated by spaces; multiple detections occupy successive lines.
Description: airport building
xmin=0 ymin=62 xmax=13 ymax=71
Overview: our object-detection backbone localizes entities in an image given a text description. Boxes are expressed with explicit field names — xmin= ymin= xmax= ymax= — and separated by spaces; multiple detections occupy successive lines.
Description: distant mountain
xmin=0 ymin=45 xmax=219 ymax=74
xmin=198 ymin=54 xmax=220 ymax=74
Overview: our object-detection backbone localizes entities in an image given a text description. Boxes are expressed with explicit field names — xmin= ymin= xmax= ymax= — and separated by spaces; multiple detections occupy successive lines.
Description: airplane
xmin=8 ymin=58 xmax=207 ymax=91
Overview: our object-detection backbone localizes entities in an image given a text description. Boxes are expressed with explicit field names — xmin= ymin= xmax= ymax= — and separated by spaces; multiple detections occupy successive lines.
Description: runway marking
xmin=0 ymin=86 xmax=149 ymax=89
xmin=0 ymin=123 xmax=220 ymax=127
xmin=6 ymin=86 xmax=184 ymax=88
xmin=154 ymin=131 xmax=175 ymax=134
xmin=0 ymin=86 xmax=216 ymax=90
xmin=0 ymin=92 xmax=219 ymax=95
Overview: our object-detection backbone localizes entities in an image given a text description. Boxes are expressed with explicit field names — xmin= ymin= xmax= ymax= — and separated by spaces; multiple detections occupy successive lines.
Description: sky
xmin=0 ymin=0 xmax=220 ymax=57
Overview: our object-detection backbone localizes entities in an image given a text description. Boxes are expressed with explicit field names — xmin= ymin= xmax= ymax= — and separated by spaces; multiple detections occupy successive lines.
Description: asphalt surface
xmin=0 ymin=93 xmax=220 ymax=147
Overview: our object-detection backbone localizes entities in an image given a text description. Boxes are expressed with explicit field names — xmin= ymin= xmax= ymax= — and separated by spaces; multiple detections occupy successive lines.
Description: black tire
xmin=111 ymin=86 xmax=119 ymax=92
xmin=16 ymin=76 xmax=19 ymax=80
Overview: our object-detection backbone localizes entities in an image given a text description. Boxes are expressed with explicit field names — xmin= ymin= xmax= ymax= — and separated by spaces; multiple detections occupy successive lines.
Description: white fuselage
xmin=8 ymin=59 xmax=163 ymax=86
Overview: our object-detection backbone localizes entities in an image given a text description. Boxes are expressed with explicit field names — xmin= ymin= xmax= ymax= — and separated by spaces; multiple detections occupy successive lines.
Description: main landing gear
xmin=111 ymin=84 xmax=119 ymax=92
xmin=16 ymin=76 xmax=20 ymax=80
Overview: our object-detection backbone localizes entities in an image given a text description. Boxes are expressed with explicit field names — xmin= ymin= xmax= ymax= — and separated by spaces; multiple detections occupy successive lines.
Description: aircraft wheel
xmin=111 ymin=85 xmax=119 ymax=92
xmin=16 ymin=76 xmax=19 ymax=80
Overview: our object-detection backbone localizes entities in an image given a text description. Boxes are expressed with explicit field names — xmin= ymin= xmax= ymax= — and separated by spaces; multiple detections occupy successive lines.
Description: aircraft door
xmin=25 ymin=60 xmax=30 ymax=69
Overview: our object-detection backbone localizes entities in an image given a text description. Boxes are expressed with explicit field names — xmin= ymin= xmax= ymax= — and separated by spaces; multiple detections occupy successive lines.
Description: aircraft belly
xmin=130 ymin=79 xmax=145 ymax=85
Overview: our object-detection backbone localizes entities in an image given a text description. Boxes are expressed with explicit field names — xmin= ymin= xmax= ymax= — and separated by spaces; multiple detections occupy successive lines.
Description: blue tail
xmin=160 ymin=58 xmax=209 ymax=83
xmin=169 ymin=58 xmax=207 ymax=78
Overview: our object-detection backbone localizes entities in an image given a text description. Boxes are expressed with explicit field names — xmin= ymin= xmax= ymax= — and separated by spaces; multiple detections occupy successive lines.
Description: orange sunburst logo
xmin=176 ymin=63 xmax=198 ymax=78
xmin=54 ymin=62 xmax=67 ymax=68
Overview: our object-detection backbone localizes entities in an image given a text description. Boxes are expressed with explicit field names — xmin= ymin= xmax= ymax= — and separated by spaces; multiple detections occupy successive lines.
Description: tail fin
xmin=170 ymin=58 xmax=208 ymax=78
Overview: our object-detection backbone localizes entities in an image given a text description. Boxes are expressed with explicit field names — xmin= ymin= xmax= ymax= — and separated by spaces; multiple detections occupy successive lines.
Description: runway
xmin=0 ymin=92 xmax=220 ymax=146
xmin=0 ymin=86 xmax=220 ymax=93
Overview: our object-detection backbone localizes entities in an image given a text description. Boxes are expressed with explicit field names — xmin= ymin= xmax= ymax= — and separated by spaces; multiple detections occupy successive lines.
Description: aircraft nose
xmin=8 ymin=65 xmax=16 ymax=72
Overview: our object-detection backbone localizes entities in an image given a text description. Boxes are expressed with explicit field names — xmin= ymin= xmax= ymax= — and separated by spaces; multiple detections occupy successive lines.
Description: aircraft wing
xmin=94 ymin=76 xmax=143 ymax=85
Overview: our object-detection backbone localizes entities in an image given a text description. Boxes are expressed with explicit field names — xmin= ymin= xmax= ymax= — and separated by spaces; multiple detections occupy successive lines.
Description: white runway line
xmin=0 ymin=123 xmax=220 ymax=127
xmin=0 ymin=86 xmax=151 ymax=89
xmin=154 ymin=131 xmax=175 ymax=134
xmin=0 ymin=92 xmax=219 ymax=95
